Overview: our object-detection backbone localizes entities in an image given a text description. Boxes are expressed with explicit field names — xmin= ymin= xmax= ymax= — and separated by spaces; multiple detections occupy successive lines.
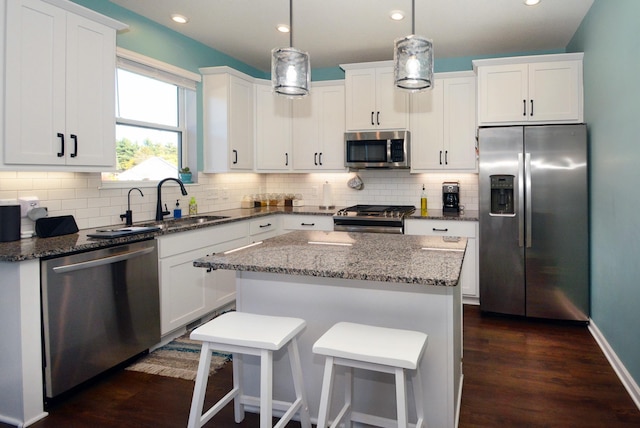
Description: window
xmin=102 ymin=49 xmax=199 ymax=183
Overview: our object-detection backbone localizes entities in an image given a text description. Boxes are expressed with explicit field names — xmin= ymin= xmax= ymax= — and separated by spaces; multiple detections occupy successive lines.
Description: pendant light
xmin=393 ymin=0 xmax=433 ymax=91
xmin=271 ymin=0 xmax=310 ymax=97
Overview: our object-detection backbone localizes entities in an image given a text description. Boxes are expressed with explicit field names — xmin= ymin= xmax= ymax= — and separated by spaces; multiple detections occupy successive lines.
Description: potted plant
xmin=178 ymin=167 xmax=192 ymax=183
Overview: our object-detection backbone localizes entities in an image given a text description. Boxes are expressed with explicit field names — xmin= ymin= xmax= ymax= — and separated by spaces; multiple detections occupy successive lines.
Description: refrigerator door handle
xmin=518 ymin=153 xmax=525 ymax=247
xmin=525 ymin=152 xmax=532 ymax=248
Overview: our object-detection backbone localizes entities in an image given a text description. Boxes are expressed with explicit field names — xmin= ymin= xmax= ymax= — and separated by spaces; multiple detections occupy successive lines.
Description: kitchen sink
xmin=138 ymin=215 xmax=230 ymax=230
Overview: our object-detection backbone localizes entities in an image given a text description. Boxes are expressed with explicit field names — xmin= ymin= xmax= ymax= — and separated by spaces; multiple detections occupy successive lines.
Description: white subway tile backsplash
xmin=0 ymin=170 xmax=478 ymax=230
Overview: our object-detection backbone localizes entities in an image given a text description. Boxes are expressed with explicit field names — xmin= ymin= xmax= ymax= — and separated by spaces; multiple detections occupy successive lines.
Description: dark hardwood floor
xmin=4 ymin=305 xmax=639 ymax=427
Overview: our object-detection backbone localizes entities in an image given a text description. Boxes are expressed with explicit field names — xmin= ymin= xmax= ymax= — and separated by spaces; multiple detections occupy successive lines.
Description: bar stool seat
xmin=187 ymin=312 xmax=312 ymax=428
xmin=313 ymin=322 xmax=428 ymax=428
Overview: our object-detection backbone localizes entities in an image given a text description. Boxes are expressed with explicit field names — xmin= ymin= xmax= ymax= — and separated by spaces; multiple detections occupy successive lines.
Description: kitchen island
xmin=194 ymin=230 xmax=467 ymax=428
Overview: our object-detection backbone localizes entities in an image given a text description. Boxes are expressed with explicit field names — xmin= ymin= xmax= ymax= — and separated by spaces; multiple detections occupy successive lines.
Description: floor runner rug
xmin=125 ymin=334 xmax=231 ymax=381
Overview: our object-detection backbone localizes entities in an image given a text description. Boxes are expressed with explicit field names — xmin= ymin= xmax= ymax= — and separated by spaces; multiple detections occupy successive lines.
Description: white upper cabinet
xmin=255 ymin=81 xmax=292 ymax=171
xmin=342 ymin=62 xmax=409 ymax=131
xmin=292 ymin=82 xmax=346 ymax=171
xmin=3 ymin=0 xmax=125 ymax=170
xmin=411 ymin=73 xmax=477 ymax=172
xmin=474 ymin=53 xmax=583 ymax=125
xmin=201 ymin=68 xmax=255 ymax=172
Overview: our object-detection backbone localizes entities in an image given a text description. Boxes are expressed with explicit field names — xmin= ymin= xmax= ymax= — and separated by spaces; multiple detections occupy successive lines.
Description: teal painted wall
xmin=568 ymin=0 xmax=640 ymax=387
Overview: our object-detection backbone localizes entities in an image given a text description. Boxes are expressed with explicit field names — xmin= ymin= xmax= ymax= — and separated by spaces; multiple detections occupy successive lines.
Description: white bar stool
xmin=313 ymin=322 xmax=428 ymax=428
xmin=187 ymin=312 xmax=312 ymax=428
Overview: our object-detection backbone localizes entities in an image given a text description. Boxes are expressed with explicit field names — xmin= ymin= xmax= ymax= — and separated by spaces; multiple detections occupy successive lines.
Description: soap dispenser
xmin=173 ymin=200 xmax=182 ymax=219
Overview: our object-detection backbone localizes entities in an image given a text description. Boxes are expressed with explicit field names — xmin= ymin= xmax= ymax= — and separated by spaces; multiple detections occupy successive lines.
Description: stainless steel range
xmin=333 ymin=205 xmax=416 ymax=234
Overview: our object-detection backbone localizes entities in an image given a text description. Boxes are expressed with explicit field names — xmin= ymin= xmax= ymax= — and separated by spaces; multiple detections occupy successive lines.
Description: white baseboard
xmin=589 ymin=318 xmax=640 ymax=410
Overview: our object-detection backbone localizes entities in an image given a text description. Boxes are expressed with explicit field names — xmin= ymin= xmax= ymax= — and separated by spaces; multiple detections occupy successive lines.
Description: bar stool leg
xmin=287 ymin=338 xmax=312 ymax=428
xmin=260 ymin=349 xmax=274 ymax=428
xmin=412 ymin=368 xmax=426 ymax=428
xmin=187 ymin=343 xmax=213 ymax=428
xmin=344 ymin=366 xmax=353 ymax=428
xmin=316 ymin=356 xmax=336 ymax=428
xmin=233 ymin=353 xmax=245 ymax=423
xmin=395 ymin=367 xmax=408 ymax=428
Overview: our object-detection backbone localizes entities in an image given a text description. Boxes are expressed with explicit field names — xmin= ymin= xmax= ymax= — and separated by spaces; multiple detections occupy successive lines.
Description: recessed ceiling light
xmin=276 ymin=24 xmax=290 ymax=33
xmin=390 ymin=10 xmax=405 ymax=21
xmin=171 ymin=14 xmax=189 ymax=24
xmin=524 ymin=0 xmax=541 ymax=5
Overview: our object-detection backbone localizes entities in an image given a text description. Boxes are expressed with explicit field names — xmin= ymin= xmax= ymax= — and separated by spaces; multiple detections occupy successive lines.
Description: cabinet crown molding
xmin=41 ymin=0 xmax=128 ymax=30
xmin=472 ymin=52 xmax=584 ymax=71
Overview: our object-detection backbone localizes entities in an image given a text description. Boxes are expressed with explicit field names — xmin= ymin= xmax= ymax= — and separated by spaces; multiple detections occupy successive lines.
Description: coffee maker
xmin=442 ymin=182 xmax=460 ymax=214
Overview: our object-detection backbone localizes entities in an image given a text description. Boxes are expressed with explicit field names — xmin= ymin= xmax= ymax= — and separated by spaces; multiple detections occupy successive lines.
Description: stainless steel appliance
xmin=442 ymin=182 xmax=460 ymax=214
xmin=478 ymin=124 xmax=589 ymax=321
xmin=344 ymin=130 xmax=410 ymax=169
xmin=41 ymin=239 xmax=160 ymax=398
xmin=334 ymin=205 xmax=415 ymax=234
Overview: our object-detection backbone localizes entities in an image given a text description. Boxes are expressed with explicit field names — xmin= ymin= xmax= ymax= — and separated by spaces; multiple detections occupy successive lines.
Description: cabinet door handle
xmin=530 ymin=100 xmax=534 ymax=116
xmin=301 ymin=223 xmax=315 ymax=227
xmin=57 ymin=133 xmax=65 ymax=157
xmin=70 ymin=134 xmax=78 ymax=158
xmin=285 ymin=152 xmax=289 ymax=166
xmin=319 ymin=152 xmax=323 ymax=165
xmin=314 ymin=152 xmax=318 ymax=165
xmin=376 ymin=111 xmax=380 ymax=126
xmin=439 ymin=150 xmax=443 ymax=165
xmin=445 ymin=150 xmax=448 ymax=165
xmin=259 ymin=223 xmax=272 ymax=228
xmin=232 ymin=149 xmax=238 ymax=164
xmin=523 ymin=99 xmax=527 ymax=116
xmin=371 ymin=112 xmax=375 ymax=126
xmin=432 ymin=228 xmax=449 ymax=232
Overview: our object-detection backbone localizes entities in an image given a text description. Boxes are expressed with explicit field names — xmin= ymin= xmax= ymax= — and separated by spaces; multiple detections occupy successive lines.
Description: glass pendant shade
xmin=394 ymin=35 xmax=434 ymax=91
xmin=272 ymin=47 xmax=310 ymax=97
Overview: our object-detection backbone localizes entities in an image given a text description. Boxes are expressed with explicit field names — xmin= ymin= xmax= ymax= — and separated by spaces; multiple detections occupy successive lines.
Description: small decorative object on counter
xmin=241 ymin=195 xmax=253 ymax=209
xmin=292 ymin=193 xmax=304 ymax=207
xmin=173 ymin=200 xmax=182 ymax=218
xmin=284 ymin=193 xmax=295 ymax=206
xmin=420 ymin=184 xmax=428 ymax=216
xmin=189 ymin=197 xmax=197 ymax=215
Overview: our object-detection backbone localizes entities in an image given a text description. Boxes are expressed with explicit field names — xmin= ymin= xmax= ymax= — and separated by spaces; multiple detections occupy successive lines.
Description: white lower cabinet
xmin=157 ymin=222 xmax=248 ymax=335
xmin=405 ymin=219 xmax=479 ymax=301
xmin=280 ymin=214 xmax=334 ymax=231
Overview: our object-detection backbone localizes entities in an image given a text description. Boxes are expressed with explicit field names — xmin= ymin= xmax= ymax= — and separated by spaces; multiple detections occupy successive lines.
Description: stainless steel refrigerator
xmin=478 ymin=124 xmax=589 ymax=321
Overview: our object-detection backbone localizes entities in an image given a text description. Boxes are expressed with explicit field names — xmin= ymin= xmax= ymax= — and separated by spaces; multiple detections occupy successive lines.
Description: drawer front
xmin=157 ymin=222 xmax=249 ymax=258
xmin=405 ymin=219 xmax=477 ymax=237
xmin=249 ymin=217 xmax=279 ymax=236
xmin=281 ymin=215 xmax=334 ymax=231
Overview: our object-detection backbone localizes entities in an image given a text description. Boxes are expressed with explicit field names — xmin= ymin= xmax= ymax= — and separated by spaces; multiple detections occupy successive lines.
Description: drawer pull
xmin=259 ymin=223 xmax=272 ymax=228
xmin=433 ymin=228 xmax=449 ymax=232
xmin=301 ymin=223 xmax=315 ymax=227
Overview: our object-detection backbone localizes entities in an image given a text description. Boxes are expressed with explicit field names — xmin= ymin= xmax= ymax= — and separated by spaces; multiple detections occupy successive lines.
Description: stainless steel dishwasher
xmin=41 ymin=239 xmax=160 ymax=398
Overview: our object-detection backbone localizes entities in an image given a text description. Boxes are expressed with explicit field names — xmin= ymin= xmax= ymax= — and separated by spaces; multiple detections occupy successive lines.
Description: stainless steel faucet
xmin=120 ymin=187 xmax=144 ymax=226
xmin=156 ymin=178 xmax=188 ymax=221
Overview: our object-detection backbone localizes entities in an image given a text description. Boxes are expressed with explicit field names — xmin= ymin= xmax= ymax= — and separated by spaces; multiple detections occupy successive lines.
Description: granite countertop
xmin=0 ymin=206 xmax=336 ymax=262
xmin=0 ymin=205 xmax=477 ymax=262
xmin=194 ymin=230 xmax=467 ymax=287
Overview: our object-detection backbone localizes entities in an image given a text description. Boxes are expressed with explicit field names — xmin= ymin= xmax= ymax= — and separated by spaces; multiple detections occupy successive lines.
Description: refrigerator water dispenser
xmin=490 ymin=175 xmax=514 ymax=215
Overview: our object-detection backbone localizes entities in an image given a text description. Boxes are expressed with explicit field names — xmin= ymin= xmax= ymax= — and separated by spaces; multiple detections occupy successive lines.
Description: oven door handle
xmin=52 ymin=246 xmax=156 ymax=274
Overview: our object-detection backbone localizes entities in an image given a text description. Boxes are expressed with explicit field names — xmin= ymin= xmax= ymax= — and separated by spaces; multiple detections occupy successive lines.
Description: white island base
xmin=232 ymin=271 xmax=463 ymax=428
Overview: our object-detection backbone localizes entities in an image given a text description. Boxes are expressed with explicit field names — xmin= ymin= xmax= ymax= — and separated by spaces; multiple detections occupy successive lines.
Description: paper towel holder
xmin=319 ymin=181 xmax=335 ymax=210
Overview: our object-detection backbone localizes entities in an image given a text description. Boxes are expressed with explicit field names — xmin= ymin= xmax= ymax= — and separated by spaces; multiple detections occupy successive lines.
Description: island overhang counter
xmin=194 ymin=230 xmax=467 ymax=428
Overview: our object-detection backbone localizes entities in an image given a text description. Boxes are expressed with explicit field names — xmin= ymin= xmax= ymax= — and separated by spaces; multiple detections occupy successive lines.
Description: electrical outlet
xmin=207 ymin=188 xmax=219 ymax=199
xmin=222 ymin=188 xmax=229 ymax=199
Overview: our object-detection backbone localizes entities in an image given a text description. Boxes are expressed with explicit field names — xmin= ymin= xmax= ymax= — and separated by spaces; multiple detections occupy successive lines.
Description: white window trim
xmin=102 ymin=49 xmax=200 ymax=189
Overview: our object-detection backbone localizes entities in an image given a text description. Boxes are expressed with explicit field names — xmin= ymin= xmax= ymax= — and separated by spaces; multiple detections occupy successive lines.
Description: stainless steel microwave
xmin=344 ymin=130 xmax=410 ymax=169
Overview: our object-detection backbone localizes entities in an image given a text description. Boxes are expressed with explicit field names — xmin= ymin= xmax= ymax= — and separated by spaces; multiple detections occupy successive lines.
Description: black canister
xmin=0 ymin=205 xmax=21 ymax=242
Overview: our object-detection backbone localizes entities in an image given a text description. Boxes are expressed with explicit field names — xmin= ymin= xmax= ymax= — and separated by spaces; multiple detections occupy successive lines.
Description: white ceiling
xmin=110 ymin=0 xmax=594 ymax=72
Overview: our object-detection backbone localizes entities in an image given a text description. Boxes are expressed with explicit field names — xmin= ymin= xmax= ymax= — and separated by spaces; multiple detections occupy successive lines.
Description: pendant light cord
xmin=411 ymin=0 xmax=415 ymax=35
xmin=289 ymin=0 xmax=293 ymax=48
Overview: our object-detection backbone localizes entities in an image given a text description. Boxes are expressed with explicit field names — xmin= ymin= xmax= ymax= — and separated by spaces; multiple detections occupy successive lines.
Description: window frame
xmin=101 ymin=48 xmax=200 ymax=189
